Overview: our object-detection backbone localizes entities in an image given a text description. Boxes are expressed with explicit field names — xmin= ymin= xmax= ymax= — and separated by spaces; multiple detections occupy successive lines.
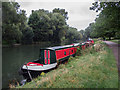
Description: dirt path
xmin=104 ymin=41 xmax=120 ymax=79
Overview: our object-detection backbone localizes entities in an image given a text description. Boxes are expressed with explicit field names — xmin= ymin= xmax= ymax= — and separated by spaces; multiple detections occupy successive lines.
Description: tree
xmin=53 ymin=8 xmax=68 ymax=20
xmin=28 ymin=9 xmax=52 ymax=42
xmin=51 ymin=13 xmax=67 ymax=43
xmin=2 ymin=1 xmax=82 ymax=45
xmin=2 ymin=2 xmax=34 ymax=44
xmin=65 ymin=27 xmax=82 ymax=44
xmin=79 ymin=30 xmax=86 ymax=41
xmin=89 ymin=2 xmax=120 ymax=39
xmin=22 ymin=26 xmax=34 ymax=44
xmin=2 ymin=2 xmax=22 ymax=44
xmin=28 ymin=9 xmax=68 ymax=44
xmin=84 ymin=23 xmax=95 ymax=39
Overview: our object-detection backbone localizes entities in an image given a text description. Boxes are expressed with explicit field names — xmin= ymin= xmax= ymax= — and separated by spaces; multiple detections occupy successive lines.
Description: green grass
xmin=108 ymin=39 xmax=120 ymax=44
xmin=17 ymin=41 xmax=118 ymax=88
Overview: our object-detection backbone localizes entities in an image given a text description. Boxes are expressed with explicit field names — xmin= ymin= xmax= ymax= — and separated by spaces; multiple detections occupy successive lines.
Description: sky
xmin=16 ymin=0 xmax=98 ymax=30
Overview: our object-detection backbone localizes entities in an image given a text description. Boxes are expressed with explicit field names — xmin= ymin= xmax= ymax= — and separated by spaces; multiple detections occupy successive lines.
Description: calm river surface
xmin=2 ymin=44 xmax=52 ymax=88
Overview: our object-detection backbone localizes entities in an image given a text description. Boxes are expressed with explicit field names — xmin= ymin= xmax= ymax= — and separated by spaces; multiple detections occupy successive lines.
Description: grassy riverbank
xmin=17 ymin=41 xmax=118 ymax=88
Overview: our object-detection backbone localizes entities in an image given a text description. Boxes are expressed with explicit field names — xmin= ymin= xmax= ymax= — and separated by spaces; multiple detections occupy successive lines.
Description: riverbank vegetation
xmin=2 ymin=2 xmax=120 ymax=46
xmin=2 ymin=2 xmax=83 ymax=46
xmin=82 ymin=2 xmax=120 ymax=40
xmin=16 ymin=40 xmax=118 ymax=88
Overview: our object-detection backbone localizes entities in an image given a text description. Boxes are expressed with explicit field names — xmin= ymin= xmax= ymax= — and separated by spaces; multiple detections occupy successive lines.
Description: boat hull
xmin=19 ymin=63 xmax=57 ymax=80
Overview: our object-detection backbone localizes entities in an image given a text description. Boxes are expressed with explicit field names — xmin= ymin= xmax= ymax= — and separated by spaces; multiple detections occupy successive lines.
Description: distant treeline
xmin=83 ymin=2 xmax=120 ymax=40
xmin=3 ymin=2 xmax=118 ymax=45
xmin=2 ymin=2 xmax=85 ymax=45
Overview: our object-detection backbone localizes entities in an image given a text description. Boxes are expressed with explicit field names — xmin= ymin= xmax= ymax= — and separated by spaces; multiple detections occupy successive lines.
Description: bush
xmin=76 ymin=47 xmax=81 ymax=56
xmin=76 ymin=41 xmax=106 ymax=56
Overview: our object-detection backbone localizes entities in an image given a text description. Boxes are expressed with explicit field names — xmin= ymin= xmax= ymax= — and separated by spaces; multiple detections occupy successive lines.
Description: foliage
xmin=2 ymin=2 xmax=82 ymax=45
xmin=22 ymin=26 xmax=34 ymax=44
xmin=28 ymin=8 xmax=82 ymax=44
xmin=79 ymin=30 xmax=86 ymax=41
xmin=2 ymin=2 xmax=34 ymax=44
xmin=41 ymin=72 xmax=45 ymax=76
xmin=53 ymin=8 xmax=68 ymax=20
xmin=28 ymin=9 xmax=68 ymax=43
xmin=76 ymin=47 xmax=82 ymax=56
xmin=84 ymin=2 xmax=120 ymax=40
xmin=65 ymin=27 xmax=82 ymax=44
xmin=2 ymin=2 xmax=21 ymax=44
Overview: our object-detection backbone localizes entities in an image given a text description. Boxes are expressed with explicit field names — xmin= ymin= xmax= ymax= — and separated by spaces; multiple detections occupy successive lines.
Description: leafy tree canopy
xmin=85 ymin=2 xmax=120 ymax=39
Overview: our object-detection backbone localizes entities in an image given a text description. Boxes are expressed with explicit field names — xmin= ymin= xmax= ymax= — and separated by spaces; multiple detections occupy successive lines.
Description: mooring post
xmin=25 ymin=64 xmax=33 ymax=81
xmin=24 ymin=63 xmax=37 ymax=87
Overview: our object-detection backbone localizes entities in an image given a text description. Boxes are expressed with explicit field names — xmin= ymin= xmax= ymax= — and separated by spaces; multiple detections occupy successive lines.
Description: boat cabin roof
xmin=40 ymin=43 xmax=80 ymax=50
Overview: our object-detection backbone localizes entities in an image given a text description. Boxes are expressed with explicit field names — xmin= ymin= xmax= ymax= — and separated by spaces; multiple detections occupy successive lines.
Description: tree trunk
xmin=109 ymin=37 xmax=111 ymax=40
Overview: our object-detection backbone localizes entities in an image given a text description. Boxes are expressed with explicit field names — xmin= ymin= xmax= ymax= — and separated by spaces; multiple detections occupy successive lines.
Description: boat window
xmin=64 ymin=51 xmax=66 ymax=55
xmin=72 ymin=50 xmax=73 ymax=52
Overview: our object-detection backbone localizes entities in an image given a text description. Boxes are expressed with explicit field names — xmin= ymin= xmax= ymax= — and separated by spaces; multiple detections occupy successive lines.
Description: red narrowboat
xmin=85 ymin=41 xmax=91 ymax=47
xmin=20 ymin=43 xmax=80 ymax=79
xmin=87 ymin=38 xmax=94 ymax=45
xmin=81 ymin=43 xmax=86 ymax=50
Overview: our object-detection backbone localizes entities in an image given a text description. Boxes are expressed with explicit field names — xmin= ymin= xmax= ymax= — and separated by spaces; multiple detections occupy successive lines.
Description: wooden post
xmin=25 ymin=65 xmax=33 ymax=81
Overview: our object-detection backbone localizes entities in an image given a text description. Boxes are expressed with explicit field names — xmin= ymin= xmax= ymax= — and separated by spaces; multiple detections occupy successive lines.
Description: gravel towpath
xmin=104 ymin=41 xmax=120 ymax=79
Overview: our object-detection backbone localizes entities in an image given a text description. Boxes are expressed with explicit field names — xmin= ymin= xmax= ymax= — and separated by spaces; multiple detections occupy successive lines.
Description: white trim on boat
xmin=73 ymin=43 xmax=80 ymax=46
xmin=22 ymin=63 xmax=57 ymax=71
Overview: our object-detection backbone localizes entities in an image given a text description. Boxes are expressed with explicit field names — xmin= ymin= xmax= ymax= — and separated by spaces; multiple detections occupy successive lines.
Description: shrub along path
xmin=104 ymin=41 xmax=120 ymax=79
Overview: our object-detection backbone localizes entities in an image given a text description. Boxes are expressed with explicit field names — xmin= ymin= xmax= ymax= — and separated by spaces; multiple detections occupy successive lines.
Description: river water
xmin=2 ymin=44 xmax=52 ymax=88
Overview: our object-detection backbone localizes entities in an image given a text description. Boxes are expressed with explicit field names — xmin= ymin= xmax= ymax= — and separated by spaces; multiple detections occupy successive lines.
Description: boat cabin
xmin=38 ymin=44 xmax=79 ymax=65
xmin=80 ymin=43 xmax=86 ymax=50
